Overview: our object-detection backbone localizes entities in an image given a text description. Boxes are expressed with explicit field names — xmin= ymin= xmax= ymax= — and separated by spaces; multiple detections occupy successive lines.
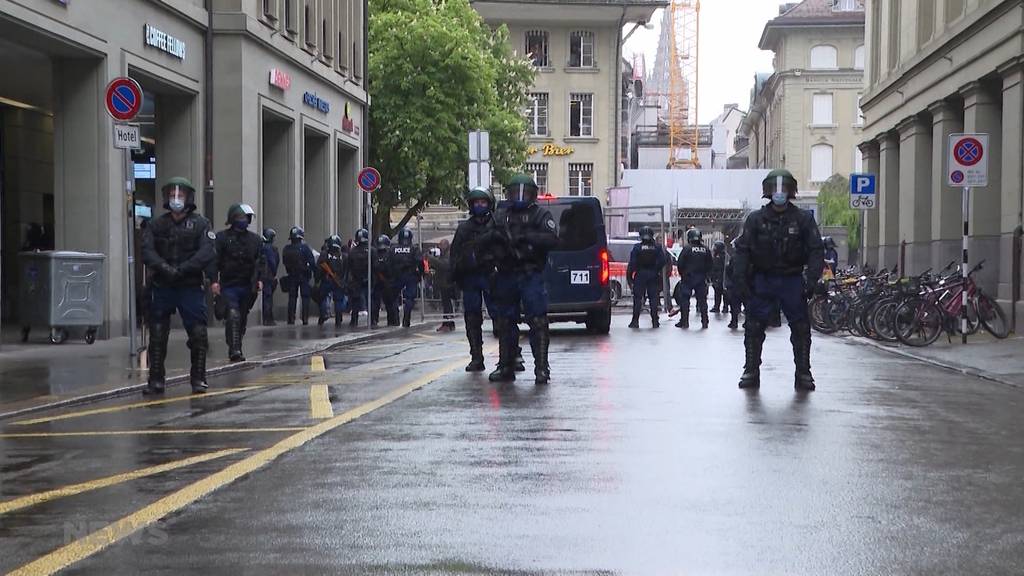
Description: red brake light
xmin=600 ymin=249 xmax=610 ymax=286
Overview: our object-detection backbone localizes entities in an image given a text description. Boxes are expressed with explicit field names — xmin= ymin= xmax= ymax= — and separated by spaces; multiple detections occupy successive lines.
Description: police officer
xmin=710 ymin=240 xmax=727 ymax=313
xmin=823 ymin=236 xmax=839 ymax=275
xmin=261 ymin=228 xmax=280 ymax=326
xmin=724 ymin=236 xmax=743 ymax=329
xmin=345 ymin=228 xmax=372 ymax=327
xmin=317 ymin=236 xmax=348 ymax=327
xmin=674 ymin=228 xmax=713 ymax=329
xmin=210 ymin=204 xmax=264 ymax=363
xmin=486 ymin=174 xmax=559 ymax=384
xmin=451 ymin=187 xmax=500 ymax=371
xmin=281 ymin=226 xmax=316 ymax=325
xmin=733 ymin=168 xmax=824 ymax=391
xmin=390 ymin=228 xmax=424 ymax=328
xmin=626 ymin=226 xmax=667 ymax=329
xmin=371 ymin=235 xmax=398 ymax=327
xmin=141 ymin=177 xmax=216 ymax=395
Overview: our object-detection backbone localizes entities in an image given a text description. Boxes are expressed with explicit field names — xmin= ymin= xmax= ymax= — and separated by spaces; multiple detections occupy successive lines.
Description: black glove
xmin=736 ymin=283 xmax=752 ymax=302
xmin=802 ymin=278 xmax=816 ymax=299
xmin=156 ymin=262 xmax=180 ymax=281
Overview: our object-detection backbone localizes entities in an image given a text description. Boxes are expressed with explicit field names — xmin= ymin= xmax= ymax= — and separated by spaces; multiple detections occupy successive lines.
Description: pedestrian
xmin=429 ymin=239 xmax=457 ymax=332
xmin=452 ymin=187 xmax=499 ymax=371
xmin=345 ymin=228 xmax=372 ymax=327
xmin=626 ymin=225 xmax=667 ymax=329
xmin=823 ymin=236 xmax=839 ymax=276
xmin=390 ymin=228 xmax=425 ymax=328
xmin=281 ymin=226 xmax=316 ymax=325
xmin=710 ymin=240 xmax=727 ymax=313
xmin=210 ymin=204 xmax=264 ymax=363
xmin=141 ymin=177 xmax=216 ymax=395
xmin=485 ymin=174 xmax=559 ymax=384
xmin=261 ymin=228 xmax=280 ymax=326
xmin=732 ymin=168 xmax=824 ymax=391
xmin=371 ymin=235 xmax=399 ymax=327
xmin=317 ymin=236 xmax=348 ymax=327
xmin=674 ymin=228 xmax=713 ymax=329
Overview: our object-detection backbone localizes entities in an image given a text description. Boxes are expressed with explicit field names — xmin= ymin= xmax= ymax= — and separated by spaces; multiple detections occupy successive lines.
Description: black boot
xmin=402 ymin=307 xmax=412 ymax=328
xmin=712 ymin=291 xmax=722 ymax=313
xmin=488 ymin=318 xmax=516 ymax=382
xmin=226 ymin=308 xmax=245 ymax=362
xmin=728 ymin=309 xmax=739 ymax=330
xmin=350 ymin=309 xmax=359 ymax=327
xmin=387 ymin=306 xmax=400 ymax=327
xmin=513 ymin=323 xmax=526 ymax=372
xmin=144 ymin=322 xmax=169 ymax=395
xmin=675 ymin=307 xmax=689 ymax=328
xmin=791 ymin=321 xmax=816 ymax=391
xmin=188 ymin=325 xmax=209 ymax=394
xmin=739 ymin=318 xmax=765 ymax=389
xmin=629 ymin=313 xmax=640 ymax=329
xmin=529 ymin=316 xmax=550 ymax=385
xmin=465 ymin=313 xmax=485 ymax=372
xmin=651 ymin=309 xmax=660 ymax=328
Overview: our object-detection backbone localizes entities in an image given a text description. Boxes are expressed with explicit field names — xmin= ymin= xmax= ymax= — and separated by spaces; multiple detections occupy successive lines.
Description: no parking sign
xmin=948 ymin=133 xmax=988 ymax=187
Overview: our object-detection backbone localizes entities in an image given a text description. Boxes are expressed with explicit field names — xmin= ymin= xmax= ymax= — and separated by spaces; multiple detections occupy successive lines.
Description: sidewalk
xmin=854 ymin=332 xmax=1024 ymax=388
xmin=0 ymin=321 xmax=419 ymax=420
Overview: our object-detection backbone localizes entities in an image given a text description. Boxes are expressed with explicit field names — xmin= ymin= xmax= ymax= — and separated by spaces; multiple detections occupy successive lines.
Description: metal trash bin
xmin=18 ymin=251 xmax=107 ymax=344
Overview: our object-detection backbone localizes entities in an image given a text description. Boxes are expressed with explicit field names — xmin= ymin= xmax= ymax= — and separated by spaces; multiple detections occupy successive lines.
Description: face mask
xmin=470 ymin=204 xmax=490 ymax=217
xmin=169 ymin=198 xmax=186 ymax=213
xmin=771 ymin=191 xmax=788 ymax=207
xmin=232 ymin=219 xmax=249 ymax=230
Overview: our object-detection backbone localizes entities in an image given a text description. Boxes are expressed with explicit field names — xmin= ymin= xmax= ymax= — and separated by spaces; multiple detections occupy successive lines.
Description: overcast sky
xmin=623 ymin=1 xmax=783 ymax=124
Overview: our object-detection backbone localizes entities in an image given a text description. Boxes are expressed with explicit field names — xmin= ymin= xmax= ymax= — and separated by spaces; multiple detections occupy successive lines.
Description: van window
xmin=608 ymin=243 xmax=633 ymax=262
xmin=546 ymin=202 xmax=600 ymax=251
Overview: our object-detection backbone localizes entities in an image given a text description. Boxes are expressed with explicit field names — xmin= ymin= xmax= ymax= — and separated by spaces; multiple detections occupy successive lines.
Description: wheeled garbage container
xmin=18 ymin=251 xmax=107 ymax=344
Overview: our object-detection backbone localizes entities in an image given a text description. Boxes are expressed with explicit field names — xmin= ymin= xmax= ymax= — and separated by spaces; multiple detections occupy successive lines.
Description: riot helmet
xmin=355 ymin=228 xmax=370 ymax=246
xmin=226 ymin=204 xmax=255 ymax=229
xmin=762 ymin=168 xmax=798 ymax=206
xmin=289 ymin=226 xmax=305 ymax=242
xmin=466 ymin=187 xmax=495 ymax=218
xmin=639 ymin=226 xmax=655 ymax=244
xmin=262 ymin=228 xmax=277 ymax=243
xmin=377 ymin=234 xmax=392 ymax=249
xmin=504 ymin=174 xmax=539 ymax=208
xmin=713 ymin=240 xmax=726 ymax=254
xmin=162 ymin=177 xmax=196 ymax=213
xmin=687 ymin=228 xmax=703 ymax=245
xmin=397 ymin=228 xmax=413 ymax=246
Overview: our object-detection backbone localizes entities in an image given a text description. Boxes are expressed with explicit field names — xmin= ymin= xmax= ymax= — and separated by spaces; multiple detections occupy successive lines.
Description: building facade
xmin=0 ymin=0 xmax=367 ymax=338
xmin=472 ymin=0 xmax=663 ymax=198
xmin=859 ymin=0 xmax=1024 ymax=320
xmin=739 ymin=0 xmax=866 ymax=210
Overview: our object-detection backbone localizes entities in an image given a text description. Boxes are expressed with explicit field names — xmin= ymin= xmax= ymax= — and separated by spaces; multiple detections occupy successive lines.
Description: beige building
xmin=0 ymin=0 xmax=367 ymax=338
xmin=739 ymin=0 xmax=866 ymax=213
xmin=472 ymin=0 xmax=663 ymax=198
xmin=859 ymin=0 xmax=1024 ymax=321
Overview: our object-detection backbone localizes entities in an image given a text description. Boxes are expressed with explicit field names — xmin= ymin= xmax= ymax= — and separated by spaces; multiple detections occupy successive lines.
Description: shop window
xmin=526 ymin=163 xmax=548 ymax=194
xmin=527 ymin=93 xmax=549 ymax=136
xmin=568 ymin=163 xmax=593 ymax=196
xmin=569 ymin=93 xmax=593 ymax=137
xmin=526 ymin=31 xmax=549 ymax=68
xmin=569 ymin=31 xmax=595 ymax=68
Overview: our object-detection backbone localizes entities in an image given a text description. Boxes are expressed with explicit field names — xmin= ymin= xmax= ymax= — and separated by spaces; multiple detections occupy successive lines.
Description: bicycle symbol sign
xmin=948 ymin=133 xmax=989 ymax=187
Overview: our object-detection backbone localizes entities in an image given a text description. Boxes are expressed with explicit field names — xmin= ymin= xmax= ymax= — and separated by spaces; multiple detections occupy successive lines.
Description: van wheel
xmin=609 ymin=281 xmax=622 ymax=306
xmin=586 ymin=308 xmax=612 ymax=335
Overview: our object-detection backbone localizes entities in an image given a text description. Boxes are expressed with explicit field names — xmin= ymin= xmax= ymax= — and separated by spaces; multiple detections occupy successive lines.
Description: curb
xmin=0 ymin=324 xmax=428 ymax=422
xmin=849 ymin=336 xmax=1021 ymax=389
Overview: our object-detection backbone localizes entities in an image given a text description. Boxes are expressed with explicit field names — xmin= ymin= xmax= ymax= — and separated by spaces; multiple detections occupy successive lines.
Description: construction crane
xmin=666 ymin=0 xmax=700 ymax=169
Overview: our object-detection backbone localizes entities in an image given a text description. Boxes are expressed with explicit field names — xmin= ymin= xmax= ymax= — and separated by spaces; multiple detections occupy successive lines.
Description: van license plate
xmin=570 ymin=270 xmax=590 ymax=285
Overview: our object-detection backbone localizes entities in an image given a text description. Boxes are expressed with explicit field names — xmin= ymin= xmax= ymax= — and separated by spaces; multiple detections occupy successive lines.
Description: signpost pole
xmin=962 ymin=185 xmax=970 ymax=344
xmin=367 ymin=190 xmax=372 ymax=328
xmin=125 ymin=148 xmax=138 ymax=360
xmin=861 ymin=209 xmax=867 ymax=270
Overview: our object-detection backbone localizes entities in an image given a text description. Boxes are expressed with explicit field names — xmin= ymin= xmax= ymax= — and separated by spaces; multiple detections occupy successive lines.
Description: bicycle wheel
xmin=809 ymin=296 xmax=832 ymax=333
xmin=976 ymin=293 xmax=1010 ymax=339
xmin=823 ymin=297 xmax=848 ymax=333
xmin=895 ymin=300 xmax=944 ymax=347
xmin=872 ymin=300 xmax=900 ymax=343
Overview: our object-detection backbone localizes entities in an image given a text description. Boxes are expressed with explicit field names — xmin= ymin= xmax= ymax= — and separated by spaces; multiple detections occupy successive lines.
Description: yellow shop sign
xmin=528 ymin=144 xmax=575 ymax=157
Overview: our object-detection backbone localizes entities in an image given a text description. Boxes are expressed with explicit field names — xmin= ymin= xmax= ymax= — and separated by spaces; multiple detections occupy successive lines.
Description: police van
xmin=537 ymin=196 xmax=612 ymax=334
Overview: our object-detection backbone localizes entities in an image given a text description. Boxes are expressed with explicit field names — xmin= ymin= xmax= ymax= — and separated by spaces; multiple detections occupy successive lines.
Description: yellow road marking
xmin=311 ymin=355 xmax=326 ymax=372
xmin=9 ymin=357 xmax=468 ymax=576
xmin=11 ymin=386 xmax=266 ymax=426
xmin=0 ymin=428 xmax=305 ymax=439
xmin=309 ymin=385 xmax=333 ymax=419
xmin=414 ymin=333 xmax=440 ymax=341
xmin=0 ymin=448 xmax=248 ymax=516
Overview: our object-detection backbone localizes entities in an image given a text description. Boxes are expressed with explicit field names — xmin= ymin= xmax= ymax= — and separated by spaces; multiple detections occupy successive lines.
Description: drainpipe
xmin=613 ymin=4 xmax=626 ymax=189
xmin=204 ymin=0 xmax=214 ymax=219
xmin=362 ymin=0 xmax=370 ymax=230
xmin=1013 ymin=225 xmax=1022 ymax=333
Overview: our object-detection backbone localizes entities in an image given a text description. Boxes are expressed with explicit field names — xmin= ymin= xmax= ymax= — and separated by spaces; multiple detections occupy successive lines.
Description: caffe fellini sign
xmin=528 ymin=144 xmax=575 ymax=157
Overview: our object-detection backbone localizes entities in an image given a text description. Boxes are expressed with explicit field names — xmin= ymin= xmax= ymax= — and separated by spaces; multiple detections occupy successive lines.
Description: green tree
xmin=817 ymin=174 xmax=860 ymax=248
xmin=367 ymin=0 xmax=534 ymax=235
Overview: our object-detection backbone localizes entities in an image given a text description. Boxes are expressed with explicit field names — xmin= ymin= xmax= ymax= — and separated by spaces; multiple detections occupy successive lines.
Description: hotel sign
xmin=269 ymin=69 xmax=291 ymax=90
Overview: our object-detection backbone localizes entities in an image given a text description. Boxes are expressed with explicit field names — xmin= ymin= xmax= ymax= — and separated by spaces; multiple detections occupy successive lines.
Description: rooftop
xmin=472 ymin=0 xmax=666 ymax=24
xmin=759 ymin=0 xmax=865 ymax=49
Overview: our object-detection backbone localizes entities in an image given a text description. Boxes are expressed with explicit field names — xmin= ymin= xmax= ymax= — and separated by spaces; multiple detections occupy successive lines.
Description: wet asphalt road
xmin=3 ymin=311 xmax=1024 ymax=575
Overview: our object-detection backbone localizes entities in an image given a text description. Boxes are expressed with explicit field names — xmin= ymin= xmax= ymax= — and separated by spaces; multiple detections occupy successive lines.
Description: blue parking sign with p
xmin=849 ymin=173 xmax=876 ymax=210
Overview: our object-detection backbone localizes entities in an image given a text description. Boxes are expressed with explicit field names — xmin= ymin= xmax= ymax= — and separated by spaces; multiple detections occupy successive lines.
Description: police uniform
xmin=487 ymin=174 xmax=559 ymax=384
xmin=281 ymin=229 xmax=316 ymax=324
xmin=733 ymin=168 xmax=824 ymax=391
xmin=372 ymin=237 xmax=399 ymax=326
xmin=451 ymin=187 xmax=499 ymax=371
xmin=211 ymin=205 xmax=264 ymax=362
xmin=390 ymin=229 xmax=424 ymax=328
xmin=675 ymin=231 xmax=713 ymax=328
xmin=710 ymin=242 xmax=727 ymax=313
xmin=626 ymin=229 xmax=667 ymax=328
xmin=345 ymin=230 xmax=372 ymax=327
xmin=317 ymin=239 xmax=348 ymax=326
xmin=428 ymin=244 xmax=457 ymax=331
xmin=261 ymin=229 xmax=280 ymax=326
xmin=141 ymin=177 xmax=216 ymax=395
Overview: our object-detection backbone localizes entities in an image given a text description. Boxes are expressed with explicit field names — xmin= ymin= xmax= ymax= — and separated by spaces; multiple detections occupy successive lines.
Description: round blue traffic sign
xmin=951 ymin=170 xmax=965 ymax=184
xmin=357 ymin=167 xmax=381 ymax=192
xmin=954 ymin=137 xmax=983 ymax=167
xmin=105 ymin=77 xmax=144 ymax=122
